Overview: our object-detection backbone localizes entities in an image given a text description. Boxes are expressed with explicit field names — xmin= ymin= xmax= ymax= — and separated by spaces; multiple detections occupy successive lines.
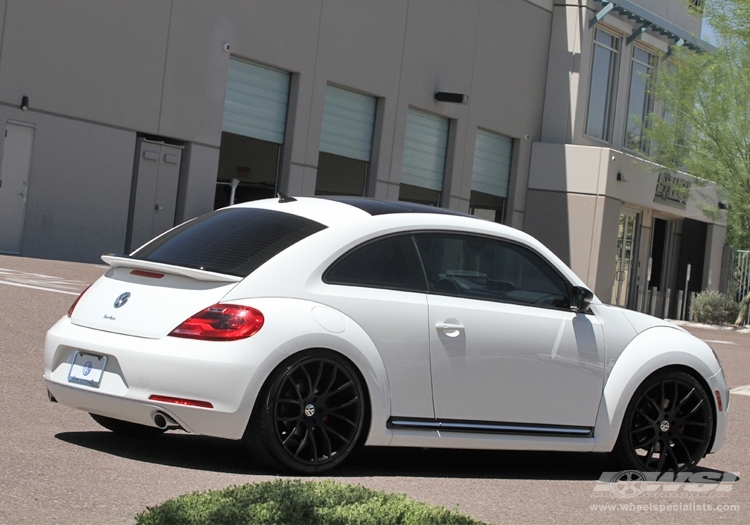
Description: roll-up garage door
xmin=471 ymin=129 xmax=512 ymax=198
xmin=320 ymin=86 xmax=376 ymax=162
xmin=222 ymin=59 xmax=290 ymax=144
xmin=401 ymin=108 xmax=449 ymax=191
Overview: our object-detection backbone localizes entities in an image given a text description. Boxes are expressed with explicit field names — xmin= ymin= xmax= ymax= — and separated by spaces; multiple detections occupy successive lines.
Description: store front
xmin=525 ymin=143 xmax=726 ymax=317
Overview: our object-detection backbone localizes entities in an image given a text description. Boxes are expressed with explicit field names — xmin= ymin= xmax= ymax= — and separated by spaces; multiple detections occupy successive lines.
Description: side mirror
xmin=571 ymin=286 xmax=594 ymax=313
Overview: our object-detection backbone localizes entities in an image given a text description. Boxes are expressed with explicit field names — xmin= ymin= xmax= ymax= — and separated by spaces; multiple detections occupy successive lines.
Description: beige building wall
xmin=0 ymin=0 xmax=554 ymax=262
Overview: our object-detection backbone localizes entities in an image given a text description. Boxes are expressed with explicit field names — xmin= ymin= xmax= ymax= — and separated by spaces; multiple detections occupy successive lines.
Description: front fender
xmin=592 ymin=326 xmax=726 ymax=453
xmin=236 ymin=297 xmax=392 ymax=446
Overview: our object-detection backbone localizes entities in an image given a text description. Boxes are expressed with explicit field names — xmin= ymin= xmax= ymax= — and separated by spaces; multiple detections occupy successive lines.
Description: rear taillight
xmin=169 ymin=304 xmax=264 ymax=341
xmin=68 ymin=285 xmax=92 ymax=317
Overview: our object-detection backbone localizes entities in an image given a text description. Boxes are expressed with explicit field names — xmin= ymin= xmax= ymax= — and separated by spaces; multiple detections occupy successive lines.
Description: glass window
xmin=133 ymin=208 xmax=326 ymax=277
xmin=324 ymin=235 xmax=427 ymax=292
xmin=585 ymin=29 xmax=621 ymax=142
xmin=414 ymin=233 xmax=570 ymax=308
xmin=625 ymin=46 xmax=657 ymax=153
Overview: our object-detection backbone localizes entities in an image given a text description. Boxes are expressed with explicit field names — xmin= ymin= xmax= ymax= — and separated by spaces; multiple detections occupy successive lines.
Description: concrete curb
xmin=668 ymin=319 xmax=750 ymax=334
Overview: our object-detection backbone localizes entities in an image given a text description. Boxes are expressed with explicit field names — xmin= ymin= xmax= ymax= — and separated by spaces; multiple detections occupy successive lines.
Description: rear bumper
xmin=44 ymin=316 xmax=285 ymax=440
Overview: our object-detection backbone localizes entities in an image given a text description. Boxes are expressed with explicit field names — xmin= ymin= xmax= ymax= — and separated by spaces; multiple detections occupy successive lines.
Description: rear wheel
xmin=612 ymin=371 xmax=713 ymax=472
xmin=89 ymin=413 xmax=165 ymax=437
xmin=245 ymin=350 xmax=365 ymax=474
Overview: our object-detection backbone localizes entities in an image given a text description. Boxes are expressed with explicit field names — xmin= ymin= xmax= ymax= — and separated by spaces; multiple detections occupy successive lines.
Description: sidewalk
xmin=669 ymin=319 xmax=750 ymax=334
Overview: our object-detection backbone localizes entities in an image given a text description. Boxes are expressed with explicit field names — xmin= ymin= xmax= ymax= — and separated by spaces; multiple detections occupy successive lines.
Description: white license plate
xmin=68 ymin=351 xmax=107 ymax=388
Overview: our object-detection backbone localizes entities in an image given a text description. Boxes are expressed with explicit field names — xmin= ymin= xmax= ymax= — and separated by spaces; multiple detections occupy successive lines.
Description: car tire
xmin=244 ymin=350 xmax=366 ymax=474
xmin=612 ymin=370 xmax=713 ymax=472
xmin=89 ymin=413 xmax=166 ymax=437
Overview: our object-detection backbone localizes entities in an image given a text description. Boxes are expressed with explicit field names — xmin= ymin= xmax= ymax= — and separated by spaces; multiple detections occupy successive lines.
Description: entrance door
xmin=611 ymin=209 xmax=640 ymax=307
xmin=127 ymin=139 xmax=183 ymax=252
xmin=0 ymin=123 xmax=35 ymax=254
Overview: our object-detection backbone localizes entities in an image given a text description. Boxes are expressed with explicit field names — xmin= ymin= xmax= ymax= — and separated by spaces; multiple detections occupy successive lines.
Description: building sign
xmin=654 ymin=172 xmax=690 ymax=209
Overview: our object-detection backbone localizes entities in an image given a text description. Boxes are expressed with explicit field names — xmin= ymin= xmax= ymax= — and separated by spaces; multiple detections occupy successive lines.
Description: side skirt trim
xmin=388 ymin=417 xmax=593 ymax=438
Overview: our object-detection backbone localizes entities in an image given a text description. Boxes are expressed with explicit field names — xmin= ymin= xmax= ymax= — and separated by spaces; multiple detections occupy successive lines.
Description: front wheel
xmin=245 ymin=350 xmax=366 ymax=474
xmin=612 ymin=371 xmax=713 ymax=472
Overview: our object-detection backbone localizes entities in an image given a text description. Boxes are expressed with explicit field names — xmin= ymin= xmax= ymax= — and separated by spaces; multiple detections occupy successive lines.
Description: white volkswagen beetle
xmin=44 ymin=196 xmax=729 ymax=474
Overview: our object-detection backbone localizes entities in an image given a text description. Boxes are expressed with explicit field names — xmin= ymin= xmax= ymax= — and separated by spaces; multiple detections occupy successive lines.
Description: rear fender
xmin=234 ymin=297 xmax=392 ymax=446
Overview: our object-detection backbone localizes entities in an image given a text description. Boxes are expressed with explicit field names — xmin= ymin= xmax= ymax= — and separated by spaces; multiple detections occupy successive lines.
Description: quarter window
xmin=324 ymin=235 xmax=427 ymax=292
xmin=585 ymin=28 xmax=620 ymax=143
xmin=414 ymin=233 xmax=570 ymax=308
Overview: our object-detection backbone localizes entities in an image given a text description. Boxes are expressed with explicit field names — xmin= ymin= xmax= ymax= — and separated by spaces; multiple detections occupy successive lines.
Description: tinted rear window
xmin=132 ymin=208 xmax=326 ymax=277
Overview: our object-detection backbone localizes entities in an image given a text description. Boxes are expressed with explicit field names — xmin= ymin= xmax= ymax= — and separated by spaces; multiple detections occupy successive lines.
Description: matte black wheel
xmin=246 ymin=351 xmax=365 ymax=474
xmin=90 ymin=413 xmax=166 ymax=437
xmin=613 ymin=371 xmax=713 ymax=472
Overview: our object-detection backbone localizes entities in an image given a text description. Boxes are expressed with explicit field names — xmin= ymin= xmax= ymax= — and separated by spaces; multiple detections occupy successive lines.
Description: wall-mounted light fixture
xmin=616 ymin=172 xmax=628 ymax=182
xmin=20 ymin=96 xmax=29 ymax=111
xmin=435 ymin=92 xmax=468 ymax=104
xmin=718 ymin=201 xmax=729 ymax=210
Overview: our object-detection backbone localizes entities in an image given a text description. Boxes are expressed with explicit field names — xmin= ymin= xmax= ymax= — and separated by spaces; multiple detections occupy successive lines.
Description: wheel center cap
xmin=660 ymin=420 xmax=670 ymax=432
xmin=305 ymin=404 xmax=316 ymax=417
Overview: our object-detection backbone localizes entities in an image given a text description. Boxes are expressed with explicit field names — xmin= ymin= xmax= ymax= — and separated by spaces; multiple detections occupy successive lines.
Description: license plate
xmin=68 ymin=351 xmax=107 ymax=388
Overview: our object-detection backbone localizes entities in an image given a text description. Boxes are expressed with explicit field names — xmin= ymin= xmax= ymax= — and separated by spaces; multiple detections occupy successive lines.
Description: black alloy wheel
xmin=247 ymin=351 xmax=365 ymax=474
xmin=614 ymin=371 xmax=713 ymax=472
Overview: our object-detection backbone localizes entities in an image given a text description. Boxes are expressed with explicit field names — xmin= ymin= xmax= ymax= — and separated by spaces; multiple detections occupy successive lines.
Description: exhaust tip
xmin=153 ymin=411 xmax=181 ymax=430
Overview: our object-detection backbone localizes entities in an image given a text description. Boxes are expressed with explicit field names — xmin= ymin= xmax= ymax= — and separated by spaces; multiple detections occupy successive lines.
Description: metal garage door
xmin=320 ymin=85 xmax=376 ymax=162
xmin=471 ymin=129 xmax=512 ymax=198
xmin=222 ymin=59 xmax=290 ymax=144
xmin=401 ymin=108 xmax=449 ymax=192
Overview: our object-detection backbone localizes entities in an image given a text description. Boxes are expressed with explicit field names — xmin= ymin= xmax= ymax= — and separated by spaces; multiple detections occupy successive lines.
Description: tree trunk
xmin=735 ymin=291 xmax=750 ymax=326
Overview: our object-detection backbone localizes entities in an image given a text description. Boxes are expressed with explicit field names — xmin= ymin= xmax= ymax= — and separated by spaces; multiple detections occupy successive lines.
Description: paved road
xmin=0 ymin=255 xmax=747 ymax=524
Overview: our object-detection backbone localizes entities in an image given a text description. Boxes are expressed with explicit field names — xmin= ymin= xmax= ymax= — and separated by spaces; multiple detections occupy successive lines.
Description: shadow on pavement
xmin=56 ymin=430 xmax=626 ymax=480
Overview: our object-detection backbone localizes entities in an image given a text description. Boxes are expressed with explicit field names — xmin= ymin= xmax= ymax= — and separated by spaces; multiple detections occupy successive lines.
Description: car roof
xmin=233 ymin=196 xmax=480 ymax=228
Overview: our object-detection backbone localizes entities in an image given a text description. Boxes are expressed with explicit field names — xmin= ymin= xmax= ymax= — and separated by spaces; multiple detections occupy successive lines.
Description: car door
xmin=318 ymin=234 xmax=434 ymax=419
xmin=415 ymin=232 xmax=605 ymax=431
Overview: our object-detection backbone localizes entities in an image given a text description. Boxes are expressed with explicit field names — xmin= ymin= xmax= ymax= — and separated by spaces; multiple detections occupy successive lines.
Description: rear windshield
xmin=132 ymin=208 xmax=326 ymax=277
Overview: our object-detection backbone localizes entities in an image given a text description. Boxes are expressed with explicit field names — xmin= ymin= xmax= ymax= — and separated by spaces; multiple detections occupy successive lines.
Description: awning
xmin=591 ymin=0 xmax=716 ymax=52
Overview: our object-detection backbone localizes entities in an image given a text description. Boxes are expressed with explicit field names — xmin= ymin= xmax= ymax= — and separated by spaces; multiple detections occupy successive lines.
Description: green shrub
xmin=690 ymin=290 xmax=740 ymax=325
xmin=134 ymin=479 xmax=488 ymax=525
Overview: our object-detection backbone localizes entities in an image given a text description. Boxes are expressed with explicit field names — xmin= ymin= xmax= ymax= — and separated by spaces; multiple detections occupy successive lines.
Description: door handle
xmin=436 ymin=321 xmax=465 ymax=337
xmin=436 ymin=322 xmax=465 ymax=331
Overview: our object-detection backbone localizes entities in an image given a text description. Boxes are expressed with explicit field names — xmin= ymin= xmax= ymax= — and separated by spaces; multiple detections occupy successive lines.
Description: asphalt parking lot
xmin=1 ymin=254 xmax=747 ymax=524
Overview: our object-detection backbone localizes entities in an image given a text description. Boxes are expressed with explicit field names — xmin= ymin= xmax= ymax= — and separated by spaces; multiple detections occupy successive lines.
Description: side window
xmin=414 ymin=233 xmax=570 ymax=308
xmin=324 ymin=235 xmax=427 ymax=292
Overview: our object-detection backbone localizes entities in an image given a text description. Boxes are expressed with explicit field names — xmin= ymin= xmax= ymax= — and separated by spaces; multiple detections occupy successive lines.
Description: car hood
xmin=616 ymin=306 xmax=685 ymax=334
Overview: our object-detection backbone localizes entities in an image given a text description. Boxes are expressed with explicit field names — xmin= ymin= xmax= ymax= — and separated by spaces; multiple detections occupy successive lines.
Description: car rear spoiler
xmin=101 ymin=254 xmax=242 ymax=283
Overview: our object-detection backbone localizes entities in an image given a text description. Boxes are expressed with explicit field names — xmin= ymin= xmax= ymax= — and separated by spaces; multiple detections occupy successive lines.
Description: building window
xmin=315 ymin=86 xmax=377 ymax=196
xmin=469 ymin=129 xmax=513 ymax=223
xmin=216 ymin=59 xmax=291 ymax=209
xmin=400 ymin=108 xmax=449 ymax=207
xmin=585 ymin=28 xmax=620 ymax=143
xmin=624 ymin=46 xmax=657 ymax=153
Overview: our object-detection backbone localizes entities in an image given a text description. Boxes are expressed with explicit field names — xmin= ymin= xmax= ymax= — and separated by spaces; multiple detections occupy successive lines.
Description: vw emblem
xmin=660 ymin=420 xmax=671 ymax=433
xmin=82 ymin=361 xmax=93 ymax=377
xmin=304 ymin=404 xmax=316 ymax=417
xmin=114 ymin=292 xmax=131 ymax=308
